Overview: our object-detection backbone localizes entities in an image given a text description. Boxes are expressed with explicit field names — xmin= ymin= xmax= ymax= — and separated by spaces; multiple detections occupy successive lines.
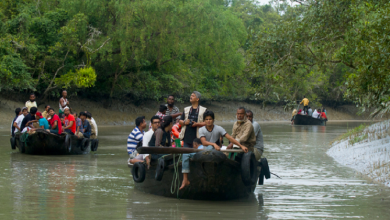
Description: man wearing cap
xmin=179 ymin=91 xmax=207 ymax=148
xmin=36 ymin=112 xmax=50 ymax=129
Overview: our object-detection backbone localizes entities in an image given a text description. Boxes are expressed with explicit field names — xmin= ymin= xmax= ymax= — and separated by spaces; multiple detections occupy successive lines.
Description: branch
xmin=43 ymin=50 xmax=69 ymax=95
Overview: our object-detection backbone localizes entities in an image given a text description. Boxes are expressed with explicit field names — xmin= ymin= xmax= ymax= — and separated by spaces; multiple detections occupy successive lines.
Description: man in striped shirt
xmin=127 ymin=116 xmax=147 ymax=163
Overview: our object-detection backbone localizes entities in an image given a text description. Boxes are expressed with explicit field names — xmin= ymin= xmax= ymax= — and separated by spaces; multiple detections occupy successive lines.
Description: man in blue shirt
xmin=77 ymin=112 xmax=92 ymax=138
xmin=127 ymin=116 xmax=146 ymax=165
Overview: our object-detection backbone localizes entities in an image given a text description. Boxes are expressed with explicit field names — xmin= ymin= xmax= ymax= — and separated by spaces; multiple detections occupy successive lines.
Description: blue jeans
xmin=182 ymin=145 xmax=213 ymax=173
xmin=183 ymin=142 xmax=193 ymax=148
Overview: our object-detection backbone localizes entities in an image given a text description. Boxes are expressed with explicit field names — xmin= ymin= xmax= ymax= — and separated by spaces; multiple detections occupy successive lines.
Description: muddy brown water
xmin=0 ymin=122 xmax=390 ymax=219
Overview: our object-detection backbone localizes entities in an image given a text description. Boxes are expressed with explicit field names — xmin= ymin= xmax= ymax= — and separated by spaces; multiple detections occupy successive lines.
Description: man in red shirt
xmin=63 ymin=107 xmax=76 ymax=134
xmin=319 ymin=109 xmax=327 ymax=120
xmin=48 ymin=108 xmax=62 ymax=135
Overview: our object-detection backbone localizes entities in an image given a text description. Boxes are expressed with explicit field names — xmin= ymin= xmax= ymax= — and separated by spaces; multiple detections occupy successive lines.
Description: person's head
xmin=15 ymin=108 xmax=21 ymax=117
xmin=62 ymin=90 xmax=67 ymax=98
xmin=167 ymin=95 xmax=175 ymax=107
xmin=304 ymin=95 xmax=306 ymax=98
xmin=30 ymin=107 xmax=37 ymax=115
xmin=22 ymin=107 xmax=28 ymax=116
xmin=150 ymin=115 xmax=161 ymax=131
xmin=159 ymin=105 xmax=168 ymax=114
xmin=79 ymin=112 xmax=87 ymax=121
xmin=135 ymin=116 xmax=146 ymax=130
xmin=29 ymin=93 xmax=36 ymax=102
xmin=35 ymin=112 xmax=43 ymax=120
xmin=318 ymin=109 xmax=321 ymax=113
xmin=64 ymin=107 xmax=70 ymax=116
xmin=203 ymin=111 xmax=215 ymax=126
xmin=190 ymin=91 xmax=201 ymax=104
xmin=72 ymin=112 xmax=77 ymax=118
xmin=86 ymin=112 xmax=92 ymax=119
xmin=193 ymin=138 xmax=202 ymax=149
xmin=246 ymin=110 xmax=254 ymax=123
xmin=45 ymin=105 xmax=50 ymax=111
xmin=161 ymin=116 xmax=173 ymax=130
xmin=48 ymin=108 xmax=55 ymax=116
xmin=292 ymin=109 xmax=297 ymax=114
xmin=308 ymin=106 xmax=311 ymax=109
xmin=236 ymin=107 xmax=246 ymax=122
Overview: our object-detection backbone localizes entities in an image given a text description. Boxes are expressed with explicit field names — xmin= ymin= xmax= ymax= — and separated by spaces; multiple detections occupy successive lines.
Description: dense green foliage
xmin=2 ymin=0 xmax=389 ymax=113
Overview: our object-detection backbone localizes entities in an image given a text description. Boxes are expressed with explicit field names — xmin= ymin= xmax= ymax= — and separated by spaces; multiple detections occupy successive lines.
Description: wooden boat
xmin=129 ymin=147 xmax=270 ymax=200
xmin=293 ymin=114 xmax=326 ymax=126
xmin=10 ymin=130 xmax=98 ymax=155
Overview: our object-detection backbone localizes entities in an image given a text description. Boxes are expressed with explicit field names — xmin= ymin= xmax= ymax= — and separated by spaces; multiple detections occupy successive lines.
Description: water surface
xmin=0 ymin=122 xmax=389 ymax=219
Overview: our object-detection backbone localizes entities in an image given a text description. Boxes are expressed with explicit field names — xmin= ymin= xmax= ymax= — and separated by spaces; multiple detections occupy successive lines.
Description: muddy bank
xmin=0 ymin=96 xmax=369 ymax=127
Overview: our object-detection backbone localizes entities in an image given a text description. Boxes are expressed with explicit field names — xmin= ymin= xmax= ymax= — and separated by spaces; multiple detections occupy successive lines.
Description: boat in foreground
xmin=129 ymin=147 xmax=270 ymax=200
xmin=10 ymin=130 xmax=98 ymax=155
xmin=293 ymin=114 xmax=326 ymax=126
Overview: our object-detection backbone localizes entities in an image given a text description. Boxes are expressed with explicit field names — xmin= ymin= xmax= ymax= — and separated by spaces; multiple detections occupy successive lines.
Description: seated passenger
xmin=62 ymin=107 xmax=76 ymax=135
xmin=148 ymin=116 xmax=173 ymax=147
xmin=36 ymin=112 xmax=49 ymax=129
xmin=312 ymin=109 xmax=320 ymax=119
xmin=47 ymin=108 xmax=62 ymax=135
xmin=73 ymin=112 xmax=82 ymax=136
xmin=291 ymin=109 xmax=297 ymax=125
xmin=77 ymin=112 xmax=91 ymax=139
xmin=180 ymin=111 xmax=248 ymax=190
xmin=297 ymin=109 xmax=302 ymax=115
xmin=227 ymin=107 xmax=260 ymax=160
xmin=307 ymin=107 xmax=313 ymax=116
xmin=141 ymin=116 xmax=160 ymax=164
xmin=42 ymin=105 xmax=50 ymax=119
xmin=127 ymin=116 xmax=146 ymax=165
xmin=20 ymin=107 xmax=38 ymax=133
xmin=246 ymin=110 xmax=264 ymax=155
xmin=319 ymin=109 xmax=327 ymax=120
xmin=86 ymin=112 xmax=97 ymax=139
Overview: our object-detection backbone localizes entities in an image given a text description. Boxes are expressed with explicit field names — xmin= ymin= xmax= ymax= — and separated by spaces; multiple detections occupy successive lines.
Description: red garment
xmin=35 ymin=112 xmax=43 ymax=119
xmin=64 ymin=114 xmax=76 ymax=134
xmin=320 ymin=112 xmax=327 ymax=119
xmin=48 ymin=114 xmax=62 ymax=134
xmin=298 ymin=109 xmax=302 ymax=114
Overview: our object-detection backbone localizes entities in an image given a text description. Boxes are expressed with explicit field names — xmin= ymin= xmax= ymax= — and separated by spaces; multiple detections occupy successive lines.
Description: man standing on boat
xmin=165 ymin=95 xmax=182 ymax=124
xmin=180 ymin=110 xmax=248 ymax=190
xmin=127 ymin=116 xmax=147 ymax=165
xmin=59 ymin=90 xmax=69 ymax=118
xmin=25 ymin=93 xmax=37 ymax=112
xmin=178 ymin=91 xmax=207 ymax=148
xmin=300 ymin=96 xmax=309 ymax=114
xmin=227 ymin=107 xmax=260 ymax=160
xmin=246 ymin=110 xmax=264 ymax=156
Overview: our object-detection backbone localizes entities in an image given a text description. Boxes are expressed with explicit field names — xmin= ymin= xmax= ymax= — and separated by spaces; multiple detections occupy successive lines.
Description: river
xmin=0 ymin=122 xmax=389 ymax=219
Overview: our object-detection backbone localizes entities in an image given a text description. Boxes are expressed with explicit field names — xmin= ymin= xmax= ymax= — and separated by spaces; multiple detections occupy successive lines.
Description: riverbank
xmin=327 ymin=120 xmax=390 ymax=187
xmin=0 ymin=96 xmax=369 ymax=128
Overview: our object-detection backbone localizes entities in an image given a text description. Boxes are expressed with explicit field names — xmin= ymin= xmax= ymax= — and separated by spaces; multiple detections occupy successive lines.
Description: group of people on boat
xmin=127 ymin=91 xmax=264 ymax=190
xmin=10 ymin=91 xmax=98 ymax=140
xmin=291 ymin=96 xmax=328 ymax=124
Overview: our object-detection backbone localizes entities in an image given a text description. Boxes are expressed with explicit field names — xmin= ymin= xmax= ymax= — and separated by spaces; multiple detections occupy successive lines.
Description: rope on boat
xmin=21 ymin=132 xmax=30 ymax=146
xmin=270 ymin=172 xmax=282 ymax=179
xmin=170 ymin=153 xmax=182 ymax=199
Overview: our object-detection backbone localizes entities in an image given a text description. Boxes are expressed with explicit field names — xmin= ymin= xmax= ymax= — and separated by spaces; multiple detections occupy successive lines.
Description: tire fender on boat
xmin=91 ymin=139 xmax=99 ymax=151
xmin=81 ymin=138 xmax=90 ymax=151
xmin=261 ymin=158 xmax=271 ymax=179
xmin=155 ymin=158 xmax=165 ymax=181
xmin=10 ymin=137 xmax=16 ymax=150
xmin=132 ymin=162 xmax=146 ymax=183
xmin=241 ymin=152 xmax=258 ymax=186
xmin=65 ymin=134 xmax=72 ymax=152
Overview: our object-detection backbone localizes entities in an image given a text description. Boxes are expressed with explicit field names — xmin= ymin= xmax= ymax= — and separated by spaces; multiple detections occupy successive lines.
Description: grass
xmin=331 ymin=124 xmax=368 ymax=145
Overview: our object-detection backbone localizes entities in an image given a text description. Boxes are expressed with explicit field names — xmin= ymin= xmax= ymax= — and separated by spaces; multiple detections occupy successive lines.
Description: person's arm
xmin=179 ymin=112 xmax=190 ymax=127
xmin=192 ymin=121 xmax=206 ymax=128
xmin=52 ymin=120 xmax=58 ymax=129
xmin=200 ymin=137 xmax=220 ymax=150
xmin=225 ymin=133 xmax=248 ymax=153
xmin=227 ymin=124 xmax=237 ymax=149
xmin=13 ymin=121 xmax=21 ymax=131
xmin=26 ymin=120 xmax=38 ymax=126
xmin=76 ymin=123 xmax=80 ymax=134
xmin=170 ymin=112 xmax=182 ymax=118
xmin=63 ymin=121 xmax=74 ymax=130
xmin=154 ymin=129 xmax=163 ymax=147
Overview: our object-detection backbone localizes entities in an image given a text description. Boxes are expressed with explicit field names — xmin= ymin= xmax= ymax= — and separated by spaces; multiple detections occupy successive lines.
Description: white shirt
xmin=141 ymin=129 xmax=154 ymax=159
xmin=91 ymin=117 xmax=98 ymax=136
xmin=25 ymin=101 xmax=37 ymax=112
xmin=312 ymin=110 xmax=320 ymax=119
xmin=14 ymin=115 xmax=25 ymax=132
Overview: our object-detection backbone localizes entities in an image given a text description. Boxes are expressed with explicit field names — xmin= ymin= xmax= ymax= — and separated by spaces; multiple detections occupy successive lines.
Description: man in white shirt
xmin=85 ymin=111 xmax=98 ymax=137
xmin=25 ymin=94 xmax=37 ymax=112
xmin=137 ymin=116 xmax=161 ymax=167
xmin=312 ymin=109 xmax=320 ymax=119
xmin=13 ymin=107 xmax=28 ymax=134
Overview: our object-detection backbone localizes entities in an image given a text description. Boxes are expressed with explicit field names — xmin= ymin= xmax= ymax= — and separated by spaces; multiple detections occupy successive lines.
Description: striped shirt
xmin=127 ymin=126 xmax=144 ymax=155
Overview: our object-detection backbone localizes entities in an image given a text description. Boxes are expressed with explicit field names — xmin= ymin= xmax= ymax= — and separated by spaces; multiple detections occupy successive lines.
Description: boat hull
xmin=14 ymin=130 xmax=91 ymax=155
xmin=132 ymin=150 xmax=260 ymax=200
xmin=293 ymin=114 xmax=326 ymax=126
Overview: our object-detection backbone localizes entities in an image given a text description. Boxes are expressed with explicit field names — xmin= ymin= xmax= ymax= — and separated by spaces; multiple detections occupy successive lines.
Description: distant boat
xmin=129 ymin=147 xmax=271 ymax=200
xmin=11 ymin=130 xmax=98 ymax=155
xmin=293 ymin=114 xmax=326 ymax=126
